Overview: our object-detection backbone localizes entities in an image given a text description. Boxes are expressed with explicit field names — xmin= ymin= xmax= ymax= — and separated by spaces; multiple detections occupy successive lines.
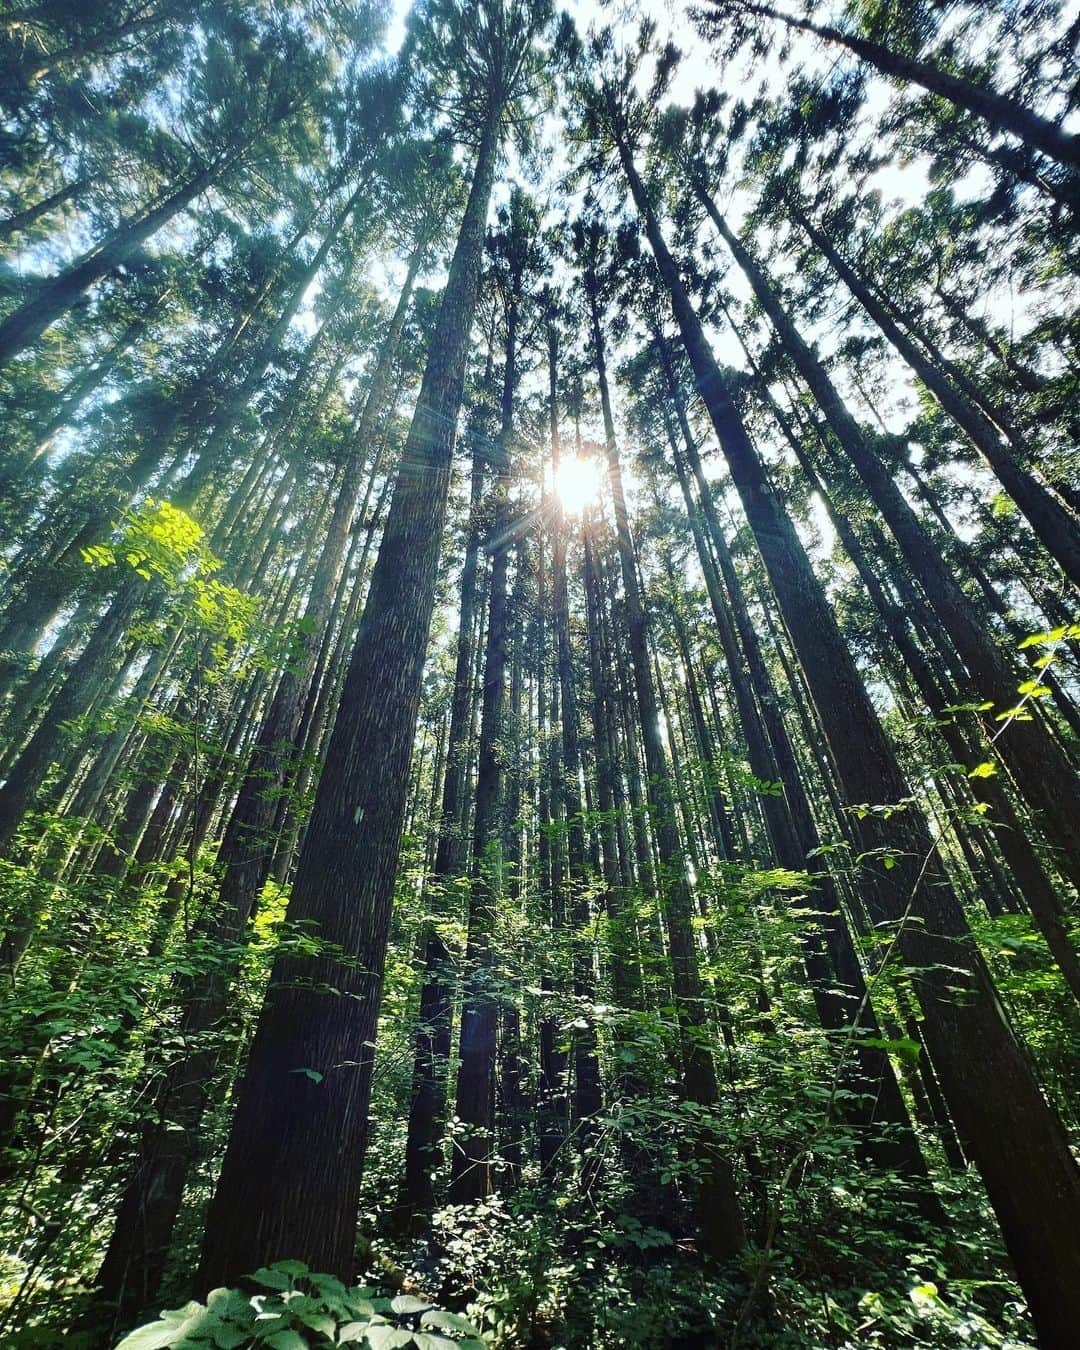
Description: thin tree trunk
xmin=0 ymin=176 xmax=89 ymax=240
xmin=451 ymin=267 xmax=520 ymax=1206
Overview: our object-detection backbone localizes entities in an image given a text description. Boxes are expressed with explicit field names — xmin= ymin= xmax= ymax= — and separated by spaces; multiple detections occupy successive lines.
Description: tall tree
xmin=196 ymin=0 xmax=557 ymax=1284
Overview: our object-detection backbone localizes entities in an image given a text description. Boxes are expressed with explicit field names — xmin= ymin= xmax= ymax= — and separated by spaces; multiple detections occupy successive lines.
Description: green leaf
xmin=412 ymin=1336 xmax=458 ymax=1350
xmin=212 ymin=1327 xmax=250 ymax=1349
xmin=861 ymin=1035 xmax=921 ymax=1063
xmin=264 ymin=1333 xmax=308 ymax=1350
xmin=252 ymin=1267 xmax=293 ymax=1290
xmin=290 ymin=1067 xmax=324 ymax=1084
xmin=420 ymin=1311 xmax=480 ymax=1336
xmin=207 ymin=1288 xmax=249 ymax=1314
xmin=967 ymin=761 xmax=997 ymax=779
xmin=390 ymin=1295 xmax=433 ymax=1316
xmin=115 ymin=1324 xmax=187 ymax=1350
xmin=298 ymin=1311 xmax=336 ymax=1336
xmin=1017 ymin=679 xmax=1051 ymax=698
xmin=364 ymin=1328 xmax=414 ymax=1349
xmin=271 ymin=1260 xmax=310 ymax=1277
xmin=115 ymin=1304 xmax=207 ymax=1349
xmin=1018 ymin=625 xmax=1068 ymax=649
xmin=994 ymin=705 xmax=1033 ymax=722
xmin=337 ymin=1321 xmax=372 ymax=1343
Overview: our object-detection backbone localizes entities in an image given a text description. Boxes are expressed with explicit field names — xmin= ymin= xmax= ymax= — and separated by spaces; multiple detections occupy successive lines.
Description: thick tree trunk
xmin=196 ymin=116 xmax=500 ymax=1289
xmin=93 ymin=339 xmax=406 ymax=1312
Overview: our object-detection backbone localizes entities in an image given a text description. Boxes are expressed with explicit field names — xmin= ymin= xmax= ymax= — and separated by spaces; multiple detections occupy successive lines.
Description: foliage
xmin=116 ymin=1264 xmax=488 ymax=1350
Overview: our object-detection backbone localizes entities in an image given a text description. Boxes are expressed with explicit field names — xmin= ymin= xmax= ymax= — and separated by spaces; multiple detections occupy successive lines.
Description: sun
xmin=555 ymin=454 xmax=603 ymax=515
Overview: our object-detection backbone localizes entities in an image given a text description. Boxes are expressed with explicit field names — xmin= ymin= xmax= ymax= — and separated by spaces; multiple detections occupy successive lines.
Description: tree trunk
xmin=451 ymin=273 xmax=520 ymax=1206
xmin=653 ymin=364 xmax=938 ymax=1188
xmin=0 ymin=154 xmax=237 ymax=365
xmin=196 ymin=115 xmax=500 ymax=1289
xmin=584 ymin=262 xmax=745 ymax=1262
xmin=713 ymin=0 xmax=1080 ymax=168
xmin=701 ymin=188 xmax=1080 ymax=888
xmin=781 ymin=205 xmax=1080 ymax=586
xmin=0 ymin=176 xmax=89 ymax=240
xmin=398 ymin=418 xmax=488 ymax=1224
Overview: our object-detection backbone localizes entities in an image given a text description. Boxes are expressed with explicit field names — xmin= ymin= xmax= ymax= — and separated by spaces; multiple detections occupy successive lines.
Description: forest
xmin=0 ymin=0 xmax=1077 ymax=1346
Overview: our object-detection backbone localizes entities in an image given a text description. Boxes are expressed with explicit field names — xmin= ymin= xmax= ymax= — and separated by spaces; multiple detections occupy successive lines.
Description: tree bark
xmin=196 ymin=115 xmax=500 ymax=1288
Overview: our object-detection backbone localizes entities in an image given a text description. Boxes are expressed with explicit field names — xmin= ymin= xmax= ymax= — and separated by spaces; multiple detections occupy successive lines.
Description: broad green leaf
xmin=264 ymin=1332 xmax=308 ymax=1350
xmin=272 ymin=1260 xmax=309 ymax=1276
xmin=421 ymin=1310 xmax=480 ymax=1336
xmin=390 ymin=1295 xmax=433 ymax=1315
xmin=364 ymin=1327 xmax=413 ymax=1349
xmin=252 ymin=1267 xmax=293 ymax=1290
xmin=299 ymin=1310 xmax=336 ymax=1336
xmin=212 ymin=1326 xmax=250 ymax=1349
xmin=115 ymin=1323 xmax=187 ymax=1350
xmin=116 ymin=1303 xmax=207 ymax=1348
